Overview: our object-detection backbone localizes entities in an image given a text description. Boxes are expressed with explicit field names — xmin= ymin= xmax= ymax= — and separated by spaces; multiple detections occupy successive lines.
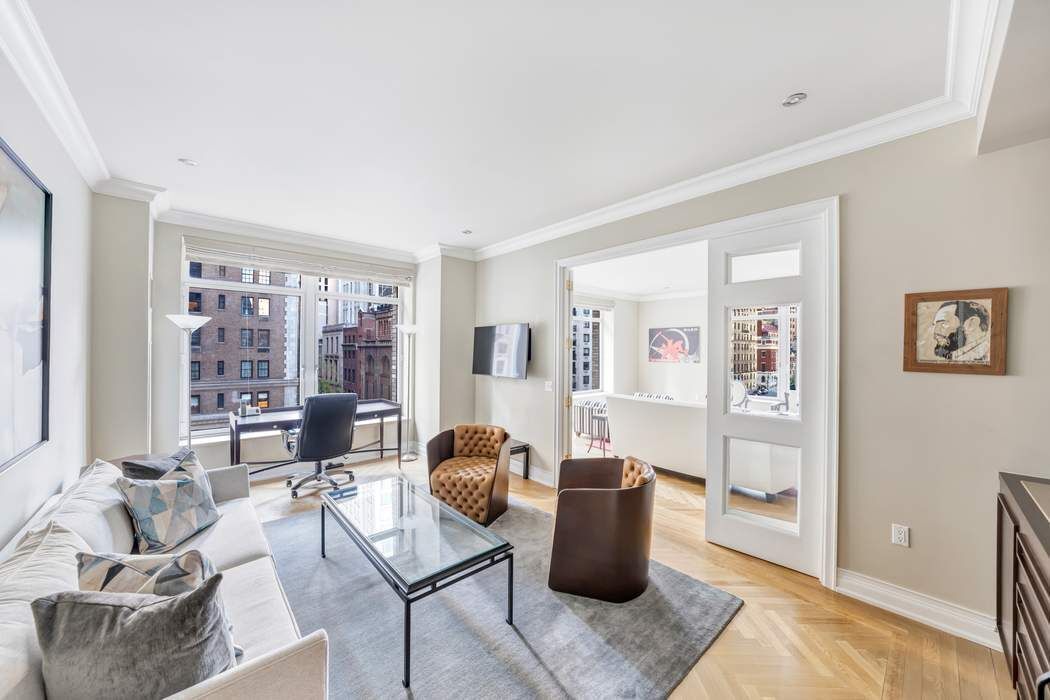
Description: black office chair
xmin=282 ymin=393 xmax=358 ymax=499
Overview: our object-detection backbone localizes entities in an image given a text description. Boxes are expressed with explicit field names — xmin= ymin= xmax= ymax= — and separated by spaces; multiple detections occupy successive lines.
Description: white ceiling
xmin=27 ymin=1 xmax=952 ymax=255
xmin=573 ymin=241 xmax=708 ymax=300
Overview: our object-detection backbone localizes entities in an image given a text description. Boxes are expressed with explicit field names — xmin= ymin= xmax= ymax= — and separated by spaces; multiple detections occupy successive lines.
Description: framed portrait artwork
xmin=903 ymin=288 xmax=1007 ymax=375
xmin=648 ymin=326 xmax=701 ymax=363
xmin=0 ymin=136 xmax=51 ymax=474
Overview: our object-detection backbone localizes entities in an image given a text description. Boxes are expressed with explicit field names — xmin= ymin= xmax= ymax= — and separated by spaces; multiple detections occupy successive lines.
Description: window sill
xmin=180 ymin=415 xmax=400 ymax=447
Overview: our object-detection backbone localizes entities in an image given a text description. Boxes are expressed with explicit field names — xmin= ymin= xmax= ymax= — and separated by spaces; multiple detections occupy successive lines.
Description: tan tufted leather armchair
xmin=426 ymin=424 xmax=512 ymax=525
xmin=548 ymin=456 xmax=656 ymax=603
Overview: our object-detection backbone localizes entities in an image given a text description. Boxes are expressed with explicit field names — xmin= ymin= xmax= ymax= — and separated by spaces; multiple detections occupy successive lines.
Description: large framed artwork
xmin=0 ymin=136 xmax=51 ymax=473
xmin=903 ymin=288 xmax=1007 ymax=375
xmin=648 ymin=326 xmax=701 ymax=363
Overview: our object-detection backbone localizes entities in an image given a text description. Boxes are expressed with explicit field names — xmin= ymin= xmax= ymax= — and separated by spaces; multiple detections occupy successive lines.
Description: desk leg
xmin=229 ymin=424 xmax=236 ymax=465
xmin=380 ymin=418 xmax=385 ymax=459
xmin=507 ymin=553 xmax=514 ymax=625
xmin=320 ymin=505 xmax=326 ymax=558
xmin=397 ymin=408 xmax=402 ymax=470
xmin=524 ymin=448 xmax=530 ymax=480
xmin=402 ymin=599 xmax=411 ymax=688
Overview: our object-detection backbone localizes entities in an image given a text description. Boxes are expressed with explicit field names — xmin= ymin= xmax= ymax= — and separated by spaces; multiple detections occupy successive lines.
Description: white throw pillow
xmin=47 ymin=460 xmax=136 ymax=554
xmin=0 ymin=521 xmax=91 ymax=700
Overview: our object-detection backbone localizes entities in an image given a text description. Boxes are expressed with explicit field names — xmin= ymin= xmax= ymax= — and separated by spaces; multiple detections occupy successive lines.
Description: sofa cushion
xmin=0 ymin=522 xmax=91 ymax=700
xmin=47 ymin=460 xmax=136 ymax=555
xmin=220 ymin=556 xmax=299 ymax=661
xmin=170 ymin=498 xmax=271 ymax=571
xmin=430 ymin=456 xmax=497 ymax=523
xmin=31 ymin=575 xmax=236 ymax=700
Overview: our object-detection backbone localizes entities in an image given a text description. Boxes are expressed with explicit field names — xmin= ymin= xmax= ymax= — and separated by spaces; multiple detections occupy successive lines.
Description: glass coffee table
xmin=320 ymin=475 xmax=514 ymax=688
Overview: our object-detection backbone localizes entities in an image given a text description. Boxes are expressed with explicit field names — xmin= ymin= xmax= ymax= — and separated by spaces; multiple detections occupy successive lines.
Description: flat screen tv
xmin=472 ymin=324 xmax=531 ymax=379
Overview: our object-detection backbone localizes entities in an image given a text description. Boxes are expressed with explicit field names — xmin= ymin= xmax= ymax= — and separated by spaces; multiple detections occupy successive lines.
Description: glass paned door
xmin=706 ymin=204 xmax=836 ymax=581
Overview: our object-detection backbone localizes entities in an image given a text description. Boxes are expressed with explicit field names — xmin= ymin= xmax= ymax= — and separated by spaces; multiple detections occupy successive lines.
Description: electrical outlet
xmin=891 ymin=523 xmax=910 ymax=547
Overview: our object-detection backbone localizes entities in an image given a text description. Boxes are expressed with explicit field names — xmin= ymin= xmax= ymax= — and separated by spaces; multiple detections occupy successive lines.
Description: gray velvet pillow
xmin=31 ymin=574 xmax=235 ymax=700
xmin=121 ymin=447 xmax=193 ymax=480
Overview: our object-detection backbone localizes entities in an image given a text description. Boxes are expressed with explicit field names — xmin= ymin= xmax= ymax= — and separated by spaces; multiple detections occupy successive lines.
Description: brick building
xmin=188 ymin=263 xmax=299 ymax=430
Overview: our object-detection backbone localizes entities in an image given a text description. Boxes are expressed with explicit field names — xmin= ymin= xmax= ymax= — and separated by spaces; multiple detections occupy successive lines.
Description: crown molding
xmin=474 ymin=0 xmax=1000 ymax=262
xmin=156 ymin=209 xmax=418 ymax=266
xmin=0 ymin=0 xmax=109 ymax=186
xmin=414 ymin=244 xmax=477 ymax=263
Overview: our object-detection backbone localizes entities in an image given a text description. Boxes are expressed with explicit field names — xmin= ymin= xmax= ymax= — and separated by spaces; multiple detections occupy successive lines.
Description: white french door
xmin=706 ymin=202 xmax=838 ymax=583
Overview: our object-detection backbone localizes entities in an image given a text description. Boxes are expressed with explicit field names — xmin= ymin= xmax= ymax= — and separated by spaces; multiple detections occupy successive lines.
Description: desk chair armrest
xmin=166 ymin=630 xmax=328 ymax=700
xmin=206 ymin=464 xmax=250 ymax=503
xmin=281 ymin=428 xmax=300 ymax=457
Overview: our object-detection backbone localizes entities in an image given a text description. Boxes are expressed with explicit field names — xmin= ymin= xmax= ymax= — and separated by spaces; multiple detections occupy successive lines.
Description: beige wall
xmin=0 ymin=56 xmax=93 ymax=546
xmin=438 ymin=256 xmax=477 ymax=429
xmin=636 ymin=295 xmax=707 ymax=402
xmin=475 ymin=119 xmax=1050 ymax=613
xmin=413 ymin=256 xmax=442 ymax=445
xmin=91 ymin=194 xmax=153 ymax=459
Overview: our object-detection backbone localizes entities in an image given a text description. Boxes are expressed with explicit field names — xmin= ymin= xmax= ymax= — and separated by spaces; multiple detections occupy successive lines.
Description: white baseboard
xmin=836 ymin=568 xmax=1000 ymax=650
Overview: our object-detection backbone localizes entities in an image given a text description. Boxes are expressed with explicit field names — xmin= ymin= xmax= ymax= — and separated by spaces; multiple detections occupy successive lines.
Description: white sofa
xmin=0 ymin=460 xmax=328 ymax=700
xmin=605 ymin=393 xmax=707 ymax=478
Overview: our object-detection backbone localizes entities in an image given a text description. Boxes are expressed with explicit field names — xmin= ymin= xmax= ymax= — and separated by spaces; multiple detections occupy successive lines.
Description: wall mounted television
xmin=472 ymin=324 xmax=531 ymax=379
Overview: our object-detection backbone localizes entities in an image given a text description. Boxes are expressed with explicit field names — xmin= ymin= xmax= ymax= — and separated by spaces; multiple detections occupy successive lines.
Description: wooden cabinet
xmin=999 ymin=473 xmax=1050 ymax=699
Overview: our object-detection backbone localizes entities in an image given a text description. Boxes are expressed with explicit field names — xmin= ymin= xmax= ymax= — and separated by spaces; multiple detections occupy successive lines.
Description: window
xmin=188 ymin=292 xmax=202 ymax=313
xmin=257 ymin=391 xmax=270 ymax=409
xmin=258 ymin=329 xmax=270 ymax=347
xmin=258 ymin=298 xmax=270 ymax=318
xmin=216 ymin=393 xmax=224 ymax=409
xmin=191 ymin=329 xmax=201 ymax=347
xmin=217 ymin=294 xmax=226 ymax=310
xmin=190 ymin=361 xmax=200 ymax=381
xmin=216 ymin=360 xmax=225 ymax=376
xmin=729 ymin=305 xmax=799 ymax=415
xmin=218 ymin=265 xmax=226 ymax=277
xmin=240 ymin=329 xmax=253 ymax=347
xmin=190 ymin=395 xmax=200 ymax=414
xmin=240 ymin=360 xmax=252 ymax=379
xmin=189 ymin=261 xmax=202 ymax=278
xmin=571 ymin=305 xmax=604 ymax=393
xmin=217 ymin=327 xmax=225 ymax=343
xmin=240 ymin=296 xmax=254 ymax=316
xmin=241 ymin=268 xmax=254 ymax=283
xmin=239 ymin=392 xmax=252 ymax=406
xmin=257 ymin=360 xmax=269 ymax=379
xmin=258 ymin=270 xmax=270 ymax=285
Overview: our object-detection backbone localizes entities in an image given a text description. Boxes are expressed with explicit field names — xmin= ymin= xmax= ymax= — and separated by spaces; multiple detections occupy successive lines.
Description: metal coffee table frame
xmin=320 ymin=489 xmax=514 ymax=688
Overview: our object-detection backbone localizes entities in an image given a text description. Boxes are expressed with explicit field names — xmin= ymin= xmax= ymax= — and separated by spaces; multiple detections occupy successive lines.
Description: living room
xmin=1 ymin=1 xmax=1048 ymax=698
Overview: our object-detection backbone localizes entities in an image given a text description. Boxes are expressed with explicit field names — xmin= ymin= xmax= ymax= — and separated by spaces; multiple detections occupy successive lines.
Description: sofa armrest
xmin=206 ymin=464 xmax=250 ymax=503
xmin=167 ymin=630 xmax=328 ymax=700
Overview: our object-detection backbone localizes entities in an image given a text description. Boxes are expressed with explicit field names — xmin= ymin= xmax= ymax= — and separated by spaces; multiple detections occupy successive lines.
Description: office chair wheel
xmin=285 ymin=479 xmax=293 ymax=487
xmin=291 ymin=490 xmax=299 ymax=499
xmin=346 ymin=473 xmax=355 ymax=483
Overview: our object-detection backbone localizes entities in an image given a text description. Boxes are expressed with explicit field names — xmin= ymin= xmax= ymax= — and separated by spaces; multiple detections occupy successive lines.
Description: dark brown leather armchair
xmin=426 ymin=424 xmax=511 ymax=526
xmin=548 ymin=457 xmax=656 ymax=603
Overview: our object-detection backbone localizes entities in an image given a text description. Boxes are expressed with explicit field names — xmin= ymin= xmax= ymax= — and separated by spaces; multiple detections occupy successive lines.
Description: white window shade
xmin=182 ymin=234 xmax=415 ymax=286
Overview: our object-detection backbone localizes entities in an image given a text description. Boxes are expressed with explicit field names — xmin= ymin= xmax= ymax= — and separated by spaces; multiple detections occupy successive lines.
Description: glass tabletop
xmin=322 ymin=475 xmax=509 ymax=589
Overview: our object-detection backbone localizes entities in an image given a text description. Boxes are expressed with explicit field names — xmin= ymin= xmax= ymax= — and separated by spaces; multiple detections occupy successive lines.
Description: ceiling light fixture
xmin=177 ymin=157 xmax=199 ymax=166
xmin=782 ymin=92 xmax=807 ymax=107
xmin=461 ymin=229 xmax=472 ymax=236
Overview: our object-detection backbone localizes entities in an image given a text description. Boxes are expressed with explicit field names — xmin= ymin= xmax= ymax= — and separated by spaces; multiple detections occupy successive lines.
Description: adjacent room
xmin=0 ymin=1 xmax=1047 ymax=698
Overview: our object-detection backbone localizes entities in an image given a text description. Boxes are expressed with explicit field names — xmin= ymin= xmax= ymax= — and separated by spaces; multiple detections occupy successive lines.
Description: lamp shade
xmin=166 ymin=314 xmax=211 ymax=331
xmin=395 ymin=323 xmax=418 ymax=336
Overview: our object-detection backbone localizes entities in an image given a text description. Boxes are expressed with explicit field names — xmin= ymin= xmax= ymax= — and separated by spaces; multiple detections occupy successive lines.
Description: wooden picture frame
xmin=903 ymin=288 xmax=1007 ymax=375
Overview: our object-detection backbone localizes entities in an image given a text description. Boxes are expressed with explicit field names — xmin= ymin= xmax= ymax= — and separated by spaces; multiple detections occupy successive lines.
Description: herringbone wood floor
xmin=251 ymin=458 xmax=1014 ymax=699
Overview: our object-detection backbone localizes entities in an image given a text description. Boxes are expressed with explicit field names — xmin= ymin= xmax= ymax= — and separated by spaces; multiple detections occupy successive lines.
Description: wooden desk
xmin=228 ymin=399 xmax=402 ymax=473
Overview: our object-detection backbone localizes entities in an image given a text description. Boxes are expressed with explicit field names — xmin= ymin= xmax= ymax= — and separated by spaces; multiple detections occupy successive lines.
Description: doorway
xmin=554 ymin=198 xmax=839 ymax=586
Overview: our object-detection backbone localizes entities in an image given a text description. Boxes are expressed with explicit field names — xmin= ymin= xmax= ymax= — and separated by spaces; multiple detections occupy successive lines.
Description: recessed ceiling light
xmin=782 ymin=92 xmax=807 ymax=107
xmin=461 ymin=229 xmax=472 ymax=236
xmin=177 ymin=157 xmax=199 ymax=166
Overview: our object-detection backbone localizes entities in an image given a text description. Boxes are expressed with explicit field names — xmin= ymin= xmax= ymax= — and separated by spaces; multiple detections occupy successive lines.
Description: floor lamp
xmin=167 ymin=313 xmax=211 ymax=451
xmin=395 ymin=323 xmax=419 ymax=462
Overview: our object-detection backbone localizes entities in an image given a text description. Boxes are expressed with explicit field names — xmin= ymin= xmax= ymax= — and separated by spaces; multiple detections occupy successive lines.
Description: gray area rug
xmin=264 ymin=500 xmax=742 ymax=699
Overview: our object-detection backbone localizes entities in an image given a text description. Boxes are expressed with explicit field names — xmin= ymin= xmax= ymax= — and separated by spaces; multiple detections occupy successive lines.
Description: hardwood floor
xmin=251 ymin=458 xmax=1014 ymax=699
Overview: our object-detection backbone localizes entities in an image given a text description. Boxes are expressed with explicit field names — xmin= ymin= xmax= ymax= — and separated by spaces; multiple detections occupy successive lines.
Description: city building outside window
xmin=216 ymin=393 xmax=224 ymax=409
xmin=240 ymin=360 xmax=252 ymax=379
xmin=188 ymin=292 xmax=202 ymax=313
xmin=217 ymin=327 xmax=225 ymax=343
xmin=190 ymin=395 xmax=200 ymax=414
xmin=241 ymin=268 xmax=254 ymax=283
xmin=258 ymin=329 xmax=270 ymax=347
xmin=258 ymin=360 xmax=269 ymax=379
xmin=191 ymin=329 xmax=201 ymax=347
xmin=190 ymin=361 xmax=200 ymax=380
xmin=217 ymin=360 xmax=225 ymax=376
xmin=240 ymin=329 xmax=253 ymax=347
xmin=258 ymin=270 xmax=271 ymax=285
xmin=258 ymin=298 xmax=270 ymax=317
xmin=257 ymin=391 xmax=270 ymax=408
xmin=217 ymin=265 xmax=226 ymax=277
xmin=240 ymin=296 xmax=254 ymax=316
xmin=189 ymin=262 xmax=202 ymax=278
xmin=571 ymin=306 xmax=603 ymax=393
xmin=217 ymin=294 xmax=226 ymax=310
